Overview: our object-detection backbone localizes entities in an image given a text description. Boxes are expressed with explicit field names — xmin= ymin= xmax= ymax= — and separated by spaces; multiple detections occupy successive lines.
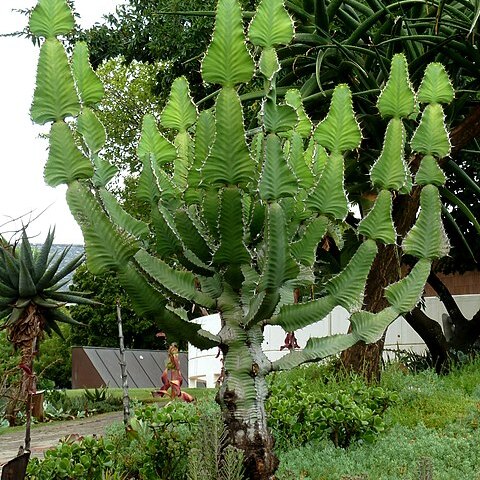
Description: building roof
xmin=72 ymin=346 xmax=188 ymax=389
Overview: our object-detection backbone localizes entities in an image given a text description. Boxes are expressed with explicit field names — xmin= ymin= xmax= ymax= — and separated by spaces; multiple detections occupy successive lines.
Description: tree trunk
xmin=7 ymin=304 xmax=42 ymax=430
xmin=217 ymin=322 xmax=277 ymax=479
xmin=404 ymin=307 xmax=449 ymax=373
xmin=218 ymin=381 xmax=278 ymax=480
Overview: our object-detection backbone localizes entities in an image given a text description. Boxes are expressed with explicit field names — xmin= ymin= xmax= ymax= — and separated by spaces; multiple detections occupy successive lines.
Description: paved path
xmin=0 ymin=411 xmax=122 ymax=469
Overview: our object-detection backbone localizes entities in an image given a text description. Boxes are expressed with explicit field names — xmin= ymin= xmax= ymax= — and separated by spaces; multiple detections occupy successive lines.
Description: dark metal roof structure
xmin=72 ymin=346 xmax=188 ymax=389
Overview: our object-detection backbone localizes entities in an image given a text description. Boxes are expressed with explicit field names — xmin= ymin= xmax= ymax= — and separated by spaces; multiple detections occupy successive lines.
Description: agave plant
xmin=0 ymin=229 xmax=93 ymax=430
xmin=27 ymin=0 xmax=454 ymax=476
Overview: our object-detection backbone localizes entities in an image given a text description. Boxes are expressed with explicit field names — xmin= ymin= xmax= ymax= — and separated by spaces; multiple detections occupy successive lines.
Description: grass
xmin=65 ymin=387 xmax=214 ymax=403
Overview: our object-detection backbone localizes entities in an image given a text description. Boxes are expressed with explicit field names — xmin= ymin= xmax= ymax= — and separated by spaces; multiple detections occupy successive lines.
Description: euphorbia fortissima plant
xmin=28 ymin=0 xmax=454 ymax=476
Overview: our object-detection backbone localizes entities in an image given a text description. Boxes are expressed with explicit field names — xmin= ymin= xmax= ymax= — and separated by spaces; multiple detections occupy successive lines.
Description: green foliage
xmin=273 ymin=361 xmax=480 ymax=479
xmin=69 ymin=264 xmax=162 ymax=349
xmin=26 ymin=1 xmax=456 ymax=472
xmin=267 ymin=369 xmax=396 ymax=449
xmin=188 ymin=411 xmax=245 ymax=480
xmin=0 ymin=229 xmax=91 ymax=341
xmin=275 ymin=423 xmax=480 ymax=480
xmin=27 ymin=435 xmax=116 ymax=479
xmin=35 ymin=323 xmax=72 ymax=388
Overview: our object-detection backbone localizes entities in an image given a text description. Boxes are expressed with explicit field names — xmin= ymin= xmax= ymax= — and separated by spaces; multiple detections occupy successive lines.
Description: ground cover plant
xmin=23 ymin=359 xmax=480 ymax=479
xmin=26 ymin=0 xmax=456 ymax=476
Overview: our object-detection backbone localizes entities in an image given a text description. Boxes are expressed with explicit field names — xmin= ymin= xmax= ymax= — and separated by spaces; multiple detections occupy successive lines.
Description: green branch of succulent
xmin=25 ymin=0 xmax=459 ymax=477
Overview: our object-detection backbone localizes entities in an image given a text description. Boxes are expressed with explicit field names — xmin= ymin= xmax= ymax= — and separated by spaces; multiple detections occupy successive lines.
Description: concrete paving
xmin=0 ymin=411 xmax=122 ymax=470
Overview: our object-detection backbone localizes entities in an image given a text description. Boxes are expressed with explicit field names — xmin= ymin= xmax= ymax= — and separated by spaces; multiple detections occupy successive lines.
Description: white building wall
xmin=188 ymin=295 xmax=480 ymax=388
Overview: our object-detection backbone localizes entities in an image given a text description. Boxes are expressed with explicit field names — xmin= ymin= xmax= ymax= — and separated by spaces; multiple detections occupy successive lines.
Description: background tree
xmin=77 ymin=0 xmax=256 ymax=99
xmin=69 ymin=264 xmax=165 ymax=349
xmin=27 ymin=0 xmax=456 ymax=476
xmin=275 ymin=0 xmax=480 ymax=378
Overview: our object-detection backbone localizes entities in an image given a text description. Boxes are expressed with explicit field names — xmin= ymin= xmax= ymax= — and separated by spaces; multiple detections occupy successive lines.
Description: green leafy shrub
xmin=42 ymin=388 xmax=122 ymax=422
xmin=27 ymin=435 xmax=116 ymax=479
xmin=267 ymin=373 xmax=397 ymax=449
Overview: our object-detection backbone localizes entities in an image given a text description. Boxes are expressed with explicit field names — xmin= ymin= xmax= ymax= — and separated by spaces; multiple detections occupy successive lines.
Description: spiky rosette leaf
xmin=290 ymin=216 xmax=329 ymax=266
xmin=325 ymin=239 xmax=378 ymax=311
xmin=314 ymin=84 xmax=361 ymax=154
xmin=273 ymin=334 xmax=357 ymax=370
xmin=137 ymin=155 xmax=161 ymax=204
xmin=263 ymin=95 xmax=298 ymax=134
xmin=186 ymin=111 xmax=215 ymax=200
xmin=92 ymin=156 xmax=117 ymax=188
xmin=201 ymin=0 xmax=254 ymax=86
xmin=410 ymin=104 xmax=451 ymax=157
xmin=287 ymin=133 xmax=314 ymax=188
xmin=99 ymin=188 xmax=150 ymax=242
xmin=358 ymin=190 xmax=396 ymax=244
xmin=259 ymin=202 xmax=299 ymax=291
xmin=351 ymin=307 xmax=399 ymax=343
xmin=306 ymin=152 xmax=348 ymax=219
xmin=258 ymin=48 xmax=281 ymax=80
xmin=67 ymin=181 xmax=139 ymax=274
xmin=0 ymin=228 xmax=91 ymax=336
xmin=376 ymin=53 xmax=416 ymax=119
xmin=160 ymin=77 xmax=198 ymax=132
xmin=213 ymin=187 xmax=251 ymax=266
xmin=31 ymin=39 xmax=79 ymax=124
xmin=370 ymin=118 xmax=407 ymax=191
xmin=117 ymin=263 xmax=219 ymax=349
xmin=134 ymin=249 xmax=215 ymax=308
xmin=71 ymin=42 xmax=104 ymax=106
xmin=29 ymin=0 xmax=74 ymax=39
xmin=174 ymin=208 xmax=212 ymax=263
xmin=77 ymin=107 xmax=106 ymax=154
xmin=417 ymin=63 xmax=454 ymax=104
xmin=402 ymin=184 xmax=450 ymax=259
xmin=269 ymin=294 xmax=337 ymax=331
xmin=138 ymin=114 xmax=177 ymax=166
xmin=44 ymin=122 xmax=94 ymax=187
xmin=285 ymin=89 xmax=312 ymax=138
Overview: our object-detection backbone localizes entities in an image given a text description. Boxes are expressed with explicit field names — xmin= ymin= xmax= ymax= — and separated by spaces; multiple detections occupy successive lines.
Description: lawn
xmin=66 ymin=387 xmax=214 ymax=403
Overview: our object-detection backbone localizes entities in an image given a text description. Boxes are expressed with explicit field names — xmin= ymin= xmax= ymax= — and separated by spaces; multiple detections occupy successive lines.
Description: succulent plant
xmin=0 ymin=228 xmax=95 ymax=429
xmin=27 ymin=0 xmax=453 ymax=477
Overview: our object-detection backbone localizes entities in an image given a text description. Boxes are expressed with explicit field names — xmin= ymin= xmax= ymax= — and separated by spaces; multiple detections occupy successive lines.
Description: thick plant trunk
xmin=7 ymin=305 xmax=42 ymax=437
xmin=218 ymin=383 xmax=278 ymax=480
xmin=216 ymin=324 xmax=277 ymax=480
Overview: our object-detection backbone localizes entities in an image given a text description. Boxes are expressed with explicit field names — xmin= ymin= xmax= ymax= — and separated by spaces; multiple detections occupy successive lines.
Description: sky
xmin=0 ymin=0 xmax=123 ymax=245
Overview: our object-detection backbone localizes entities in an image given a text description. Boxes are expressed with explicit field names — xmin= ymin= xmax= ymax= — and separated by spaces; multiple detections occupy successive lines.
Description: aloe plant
xmin=27 ymin=0 xmax=454 ymax=476
xmin=0 ymin=228 xmax=93 ymax=449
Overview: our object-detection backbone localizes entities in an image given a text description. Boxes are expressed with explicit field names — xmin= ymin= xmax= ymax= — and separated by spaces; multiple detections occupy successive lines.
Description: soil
xmin=0 ymin=411 xmax=122 ymax=470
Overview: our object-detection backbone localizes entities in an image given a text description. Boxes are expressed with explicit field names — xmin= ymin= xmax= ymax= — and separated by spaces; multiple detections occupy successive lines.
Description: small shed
xmin=72 ymin=347 xmax=188 ymax=389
